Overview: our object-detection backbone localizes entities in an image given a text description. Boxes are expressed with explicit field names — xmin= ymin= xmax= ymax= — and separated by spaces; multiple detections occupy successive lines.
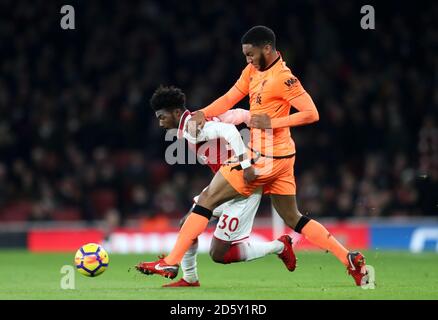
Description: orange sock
xmin=301 ymin=219 xmax=349 ymax=266
xmin=164 ymin=213 xmax=209 ymax=265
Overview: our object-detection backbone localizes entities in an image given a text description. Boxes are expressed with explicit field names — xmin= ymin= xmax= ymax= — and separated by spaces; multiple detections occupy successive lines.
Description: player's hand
xmin=243 ymin=166 xmax=257 ymax=184
xmin=190 ymin=111 xmax=206 ymax=128
xmin=187 ymin=111 xmax=206 ymax=138
xmin=250 ymin=113 xmax=272 ymax=129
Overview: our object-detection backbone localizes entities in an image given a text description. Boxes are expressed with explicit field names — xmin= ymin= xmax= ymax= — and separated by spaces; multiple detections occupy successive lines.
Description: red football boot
xmin=277 ymin=235 xmax=297 ymax=271
xmin=347 ymin=251 xmax=369 ymax=286
xmin=162 ymin=278 xmax=200 ymax=288
xmin=135 ymin=256 xmax=179 ymax=279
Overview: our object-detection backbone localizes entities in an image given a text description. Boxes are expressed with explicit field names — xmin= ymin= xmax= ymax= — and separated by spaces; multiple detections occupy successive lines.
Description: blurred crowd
xmin=0 ymin=0 xmax=436 ymax=224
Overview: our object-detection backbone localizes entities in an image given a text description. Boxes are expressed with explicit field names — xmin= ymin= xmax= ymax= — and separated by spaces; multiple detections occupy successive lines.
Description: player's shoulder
xmin=242 ymin=62 xmax=257 ymax=77
xmin=275 ymin=60 xmax=295 ymax=78
xmin=274 ymin=62 xmax=301 ymax=85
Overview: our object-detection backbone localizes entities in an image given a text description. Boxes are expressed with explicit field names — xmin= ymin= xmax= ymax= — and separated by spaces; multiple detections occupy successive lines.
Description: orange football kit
xmin=201 ymin=54 xmax=319 ymax=196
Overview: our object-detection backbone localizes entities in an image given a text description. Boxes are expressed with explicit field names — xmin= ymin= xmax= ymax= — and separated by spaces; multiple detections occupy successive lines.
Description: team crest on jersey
xmin=284 ymin=77 xmax=298 ymax=87
xmin=256 ymin=94 xmax=262 ymax=105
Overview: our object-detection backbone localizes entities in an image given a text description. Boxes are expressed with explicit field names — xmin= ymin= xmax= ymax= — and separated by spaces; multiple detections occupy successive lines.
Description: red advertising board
xmin=28 ymin=223 xmax=369 ymax=252
xmin=28 ymin=229 xmax=104 ymax=252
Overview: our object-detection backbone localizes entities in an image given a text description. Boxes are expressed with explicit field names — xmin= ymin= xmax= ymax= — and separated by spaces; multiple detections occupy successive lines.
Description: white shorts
xmin=193 ymin=188 xmax=262 ymax=242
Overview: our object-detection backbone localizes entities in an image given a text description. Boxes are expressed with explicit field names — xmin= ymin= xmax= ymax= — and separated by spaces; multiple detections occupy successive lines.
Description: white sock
xmin=239 ymin=240 xmax=284 ymax=261
xmin=181 ymin=240 xmax=199 ymax=283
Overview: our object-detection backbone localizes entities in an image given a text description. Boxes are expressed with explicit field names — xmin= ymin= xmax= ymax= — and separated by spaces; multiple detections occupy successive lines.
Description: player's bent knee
xmin=209 ymin=248 xmax=226 ymax=264
xmin=209 ymin=238 xmax=231 ymax=264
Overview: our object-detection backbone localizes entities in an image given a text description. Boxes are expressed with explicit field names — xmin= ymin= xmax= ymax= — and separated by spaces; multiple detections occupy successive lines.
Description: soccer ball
xmin=74 ymin=243 xmax=109 ymax=277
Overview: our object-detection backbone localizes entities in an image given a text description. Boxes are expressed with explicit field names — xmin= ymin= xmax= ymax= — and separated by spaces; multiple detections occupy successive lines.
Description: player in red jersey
xmin=140 ymin=85 xmax=296 ymax=287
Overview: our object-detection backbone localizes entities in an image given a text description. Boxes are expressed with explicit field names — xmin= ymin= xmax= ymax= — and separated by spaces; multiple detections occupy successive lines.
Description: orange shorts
xmin=220 ymin=150 xmax=296 ymax=197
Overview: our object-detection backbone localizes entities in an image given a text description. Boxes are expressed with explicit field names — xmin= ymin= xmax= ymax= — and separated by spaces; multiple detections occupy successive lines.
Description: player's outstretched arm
xmin=217 ymin=108 xmax=251 ymax=126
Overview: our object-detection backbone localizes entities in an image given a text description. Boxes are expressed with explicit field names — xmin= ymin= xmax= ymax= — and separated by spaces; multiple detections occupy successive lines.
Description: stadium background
xmin=0 ymin=0 xmax=437 ymax=255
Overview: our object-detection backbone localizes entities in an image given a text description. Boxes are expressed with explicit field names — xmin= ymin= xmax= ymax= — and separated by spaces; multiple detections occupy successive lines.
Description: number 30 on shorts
xmin=218 ymin=214 xmax=239 ymax=232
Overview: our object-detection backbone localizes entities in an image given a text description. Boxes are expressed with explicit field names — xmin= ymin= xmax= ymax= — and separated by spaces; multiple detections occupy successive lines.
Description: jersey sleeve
xmin=275 ymin=70 xmax=307 ymax=104
xmin=183 ymin=121 xmax=246 ymax=157
xmin=270 ymin=92 xmax=319 ymax=128
xmin=217 ymin=108 xmax=251 ymax=126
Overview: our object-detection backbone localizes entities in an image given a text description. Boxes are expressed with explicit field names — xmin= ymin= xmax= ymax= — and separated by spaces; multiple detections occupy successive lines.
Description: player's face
xmin=155 ymin=109 xmax=179 ymax=130
xmin=242 ymin=44 xmax=268 ymax=71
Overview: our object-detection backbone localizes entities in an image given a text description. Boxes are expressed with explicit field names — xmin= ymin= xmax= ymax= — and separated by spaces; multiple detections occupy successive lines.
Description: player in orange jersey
xmin=137 ymin=26 xmax=369 ymax=286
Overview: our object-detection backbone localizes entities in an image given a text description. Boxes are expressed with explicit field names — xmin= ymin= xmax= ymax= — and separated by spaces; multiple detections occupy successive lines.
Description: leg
xmin=209 ymin=236 xmax=288 ymax=264
xmin=270 ymin=194 xmax=302 ymax=229
xmin=175 ymin=211 xmax=200 ymax=284
xmin=270 ymin=194 xmax=349 ymax=267
xmin=164 ymin=171 xmax=240 ymax=265
xmin=135 ymin=170 xmax=245 ymax=278
xmin=164 ymin=200 xmax=221 ymax=287
xmin=162 ymin=238 xmax=200 ymax=287
xmin=209 ymin=237 xmax=233 ymax=263
xmin=196 ymin=171 xmax=241 ymax=210
xmin=266 ymin=158 xmax=368 ymax=285
xmin=208 ymin=190 xmax=292 ymax=269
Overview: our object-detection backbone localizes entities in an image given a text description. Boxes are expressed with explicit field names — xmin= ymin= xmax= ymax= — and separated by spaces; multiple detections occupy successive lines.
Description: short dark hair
xmin=150 ymin=85 xmax=186 ymax=112
xmin=241 ymin=25 xmax=276 ymax=48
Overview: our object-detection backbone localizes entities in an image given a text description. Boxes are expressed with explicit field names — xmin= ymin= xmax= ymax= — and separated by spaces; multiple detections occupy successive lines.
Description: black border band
xmin=192 ymin=204 xmax=213 ymax=219
xmin=294 ymin=215 xmax=311 ymax=234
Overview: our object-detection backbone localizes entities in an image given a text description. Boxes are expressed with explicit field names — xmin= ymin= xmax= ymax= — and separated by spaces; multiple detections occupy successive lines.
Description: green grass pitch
xmin=0 ymin=250 xmax=437 ymax=300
